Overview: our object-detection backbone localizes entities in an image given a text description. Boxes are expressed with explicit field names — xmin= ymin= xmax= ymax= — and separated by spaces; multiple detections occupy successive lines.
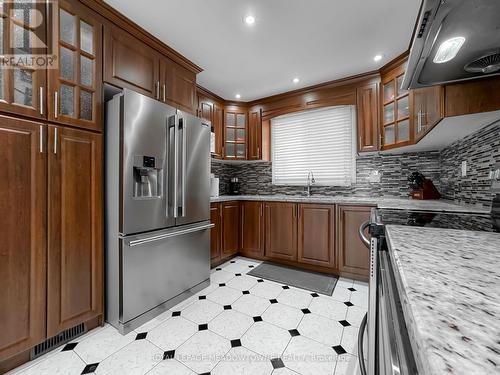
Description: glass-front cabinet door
xmin=0 ymin=0 xmax=47 ymax=119
xmin=381 ymin=64 xmax=411 ymax=149
xmin=48 ymin=0 xmax=102 ymax=131
xmin=224 ymin=108 xmax=247 ymax=159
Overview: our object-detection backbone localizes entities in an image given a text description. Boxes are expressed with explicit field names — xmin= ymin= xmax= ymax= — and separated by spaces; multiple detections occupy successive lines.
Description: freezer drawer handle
xmin=125 ymin=223 xmax=214 ymax=247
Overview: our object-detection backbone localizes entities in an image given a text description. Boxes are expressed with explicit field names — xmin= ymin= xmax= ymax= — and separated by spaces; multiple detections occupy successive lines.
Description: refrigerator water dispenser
xmin=133 ymin=155 xmax=163 ymax=199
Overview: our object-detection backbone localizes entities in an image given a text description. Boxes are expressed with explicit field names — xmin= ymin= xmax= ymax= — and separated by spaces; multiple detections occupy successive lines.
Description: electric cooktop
xmin=375 ymin=208 xmax=500 ymax=233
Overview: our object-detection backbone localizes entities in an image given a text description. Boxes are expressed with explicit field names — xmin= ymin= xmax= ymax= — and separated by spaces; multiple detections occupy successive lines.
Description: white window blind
xmin=271 ymin=105 xmax=356 ymax=187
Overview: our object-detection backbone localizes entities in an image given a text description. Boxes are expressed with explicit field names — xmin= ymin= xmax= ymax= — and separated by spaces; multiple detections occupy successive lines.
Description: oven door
xmin=358 ymin=222 xmax=378 ymax=375
xmin=376 ymin=251 xmax=419 ymax=375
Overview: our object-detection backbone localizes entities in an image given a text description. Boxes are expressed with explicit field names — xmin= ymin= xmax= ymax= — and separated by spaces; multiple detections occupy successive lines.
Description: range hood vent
xmin=403 ymin=0 xmax=500 ymax=89
xmin=464 ymin=52 xmax=500 ymax=74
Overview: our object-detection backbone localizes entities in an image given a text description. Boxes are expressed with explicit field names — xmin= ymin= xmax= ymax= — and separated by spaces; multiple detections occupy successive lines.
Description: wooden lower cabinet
xmin=0 ymin=120 xmax=104 ymax=362
xmin=240 ymin=201 xmax=264 ymax=257
xmin=297 ymin=204 xmax=335 ymax=268
xmin=337 ymin=205 xmax=373 ymax=278
xmin=221 ymin=202 xmax=240 ymax=258
xmin=0 ymin=117 xmax=47 ymax=361
xmin=213 ymin=200 xmax=372 ymax=280
xmin=47 ymin=125 xmax=103 ymax=337
xmin=210 ymin=203 xmax=222 ymax=262
xmin=264 ymin=202 xmax=297 ymax=261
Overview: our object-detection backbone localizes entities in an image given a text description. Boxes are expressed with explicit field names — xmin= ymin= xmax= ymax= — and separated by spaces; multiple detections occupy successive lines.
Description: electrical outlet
xmin=461 ymin=161 xmax=467 ymax=177
xmin=368 ymin=170 xmax=382 ymax=183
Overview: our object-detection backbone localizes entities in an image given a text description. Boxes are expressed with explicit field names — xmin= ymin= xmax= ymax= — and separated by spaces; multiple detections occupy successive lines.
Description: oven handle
xmin=358 ymin=313 xmax=368 ymax=375
xmin=359 ymin=221 xmax=370 ymax=248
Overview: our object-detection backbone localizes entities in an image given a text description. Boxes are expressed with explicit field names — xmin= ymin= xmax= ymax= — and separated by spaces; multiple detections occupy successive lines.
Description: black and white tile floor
xmin=8 ymin=257 xmax=368 ymax=375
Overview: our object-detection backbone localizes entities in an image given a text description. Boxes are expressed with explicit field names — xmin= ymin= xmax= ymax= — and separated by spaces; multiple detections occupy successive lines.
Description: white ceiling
xmin=104 ymin=0 xmax=422 ymax=101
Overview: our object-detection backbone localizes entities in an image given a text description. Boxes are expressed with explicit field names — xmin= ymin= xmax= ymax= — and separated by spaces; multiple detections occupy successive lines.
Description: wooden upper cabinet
xmin=297 ymin=204 xmax=335 ymax=268
xmin=48 ymin=0 xmax=103 ymax=131
xmin=161 ymin=58 xmax=196 ymax=114
xmin=210 ymin=203 xmax=221 ymax=262
xmin=197 ymin=91 xmax=223 ymax=158
xmin=198 ymin=94 xmax=214 ymax=122
xmin=240 ymin=201 xmax=264 ymax=257
xmin=444 ymin=76 xmax=500 ymax=117
xmin=357 ymin=82 xmax=379 ymax=152
xmin=104 ymin=24 xmax=198 ymax=112
xmin=212 ymin=103 xmax=224 ymax=158
xmin=337 ymin=205 xmax=372 ymax=279
xmin=47 ymin=125 xmax=103 ymax=337
xmin=224 ymin=106 xmax=247 ymax=159
xmin=265 ymin=202 xmax=297 ymax=261
xmin=0 ymin=1 xmax=47 ymax=119
xmin=248 ymin=107 xmax=262 ymax=160
xmin=380 ymin=62 xmax=412 ymax=150
xmin=221 ymin=201 xmax=240 ymax=258
xmin=104 ymin=23 xmax=160 ymax=98
xmin=412 ymin=86 xmax=444 ymax=142
xmin=0 ymin=116 xmax=46 ymax=361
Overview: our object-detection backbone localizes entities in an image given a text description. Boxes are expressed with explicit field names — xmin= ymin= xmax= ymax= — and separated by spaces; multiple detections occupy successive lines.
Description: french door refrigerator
xmin=105 ymin=89 xmax=212 ymax=334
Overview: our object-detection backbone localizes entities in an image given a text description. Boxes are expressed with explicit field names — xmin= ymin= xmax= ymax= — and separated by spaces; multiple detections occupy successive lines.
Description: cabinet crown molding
xmin=79 ymin=0 xmax=203 ymax=74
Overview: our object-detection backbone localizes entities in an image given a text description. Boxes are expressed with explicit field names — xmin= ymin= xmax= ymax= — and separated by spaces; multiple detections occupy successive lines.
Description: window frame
xmin=270 ymin=105 xmax=357 ymax=187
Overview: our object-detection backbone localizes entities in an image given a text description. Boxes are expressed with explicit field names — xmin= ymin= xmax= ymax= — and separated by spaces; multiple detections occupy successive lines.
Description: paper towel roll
xmin=210 ymin=177 xmax=219 ymax=197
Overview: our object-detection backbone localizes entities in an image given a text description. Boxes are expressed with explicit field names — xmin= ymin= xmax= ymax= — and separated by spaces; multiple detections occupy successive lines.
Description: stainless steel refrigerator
xmin=105 ymin=89 xmax=212 ymax=334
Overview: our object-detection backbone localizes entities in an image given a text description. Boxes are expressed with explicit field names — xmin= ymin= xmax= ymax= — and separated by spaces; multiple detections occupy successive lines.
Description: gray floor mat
xmin=247 ymin=261 xmax=338 ymax=296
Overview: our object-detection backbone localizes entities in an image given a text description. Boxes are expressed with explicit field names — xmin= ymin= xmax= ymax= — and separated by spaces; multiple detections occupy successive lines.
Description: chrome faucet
xmin=305 ymin=171 xmax=316 ymax=196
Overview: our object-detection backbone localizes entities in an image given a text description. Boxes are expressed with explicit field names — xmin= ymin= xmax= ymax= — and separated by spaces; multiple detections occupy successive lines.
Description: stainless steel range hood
xmin=402 ymin=0 xmax=500 ymax=89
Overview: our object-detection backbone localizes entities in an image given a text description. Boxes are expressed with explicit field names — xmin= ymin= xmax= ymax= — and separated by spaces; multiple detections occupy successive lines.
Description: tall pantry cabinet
xmin=0 ymin=0 xmax=103 ymax=363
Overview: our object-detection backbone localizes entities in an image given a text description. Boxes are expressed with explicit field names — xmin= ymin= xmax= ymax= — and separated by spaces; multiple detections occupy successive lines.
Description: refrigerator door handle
xmin=166 ymin=115 xmax=174 ymax=219
xmin=180 ymin=116 xmax=187 ymax=217
xmin=124 ymin=223 xmax=214 ymax=247
xmin=173 ymin=114 xmax=179 ymax=218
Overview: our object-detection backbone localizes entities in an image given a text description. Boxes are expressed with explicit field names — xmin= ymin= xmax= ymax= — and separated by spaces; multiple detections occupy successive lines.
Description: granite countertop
xmin=210 ymin=195 xmax=490 ymax=214
xmin=385 ymin=225 xmax=500 ymax=375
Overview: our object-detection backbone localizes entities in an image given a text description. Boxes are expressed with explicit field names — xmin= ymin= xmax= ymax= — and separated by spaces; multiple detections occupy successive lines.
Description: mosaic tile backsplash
xmin=212 ymin=152 xmax=442 ymax=197
xmin=439 ymin=121 xmax=500 ymax=207
xmin=212 ymin=121 xmax=500 ymax=208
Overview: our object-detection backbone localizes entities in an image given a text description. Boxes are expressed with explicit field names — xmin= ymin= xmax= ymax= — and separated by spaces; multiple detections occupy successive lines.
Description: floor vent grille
xmin=31 ymin=323 xmax=87 ymax=360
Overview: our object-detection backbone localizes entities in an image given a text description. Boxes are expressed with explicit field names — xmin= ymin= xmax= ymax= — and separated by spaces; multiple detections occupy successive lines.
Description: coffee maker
xmin=229 ymin=177 xmax=240 ymax=195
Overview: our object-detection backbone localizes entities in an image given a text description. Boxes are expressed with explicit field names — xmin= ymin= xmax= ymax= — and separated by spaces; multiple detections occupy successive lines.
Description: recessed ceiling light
xmin=292 ymin=77 xmax=300 ymax=84
xmin=235 ymin=94 xmax=241 ymax=99
xmin=244 ymin=15 xmax=255 ymax=25
xmin=433 ymin=36 xmax=465 ymax=64
xmin=373 ymin=55 xmax=383 ymax=62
